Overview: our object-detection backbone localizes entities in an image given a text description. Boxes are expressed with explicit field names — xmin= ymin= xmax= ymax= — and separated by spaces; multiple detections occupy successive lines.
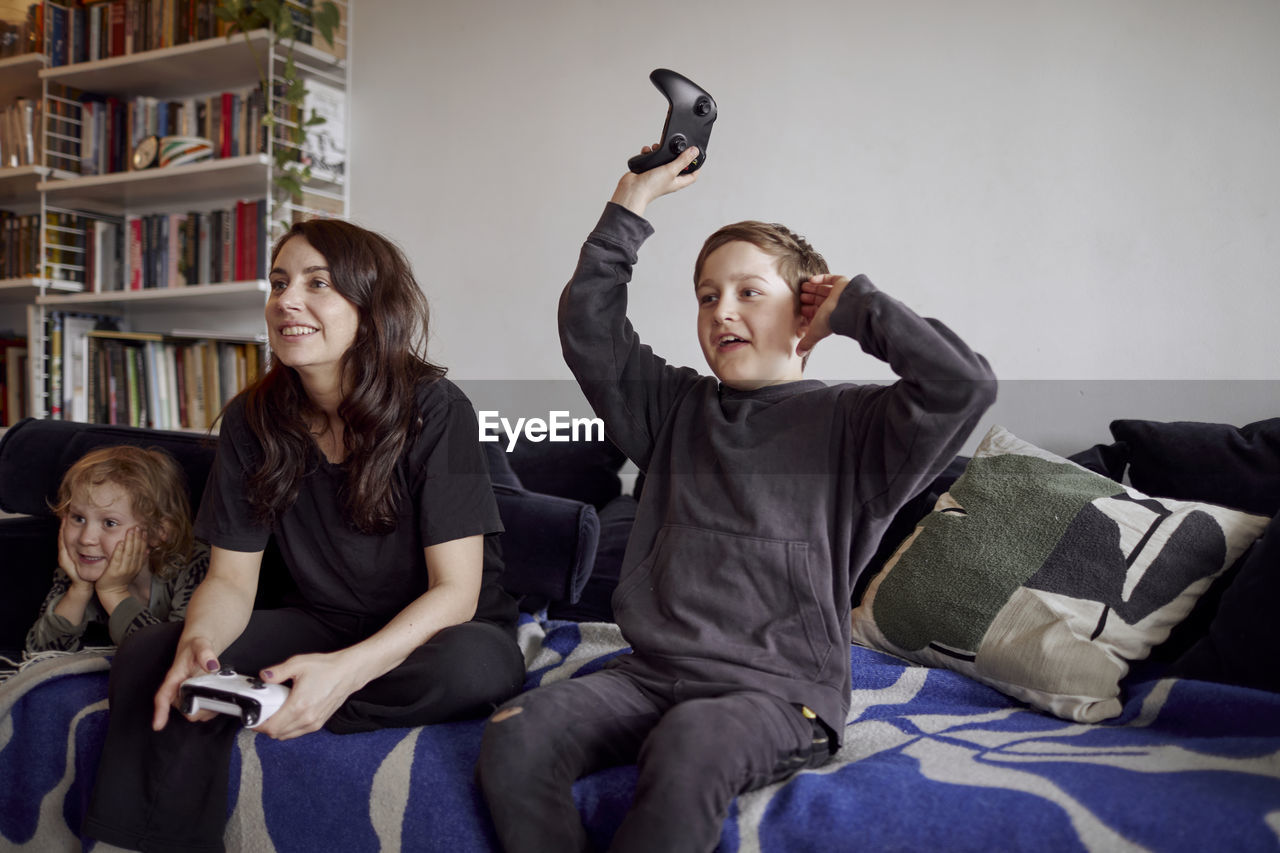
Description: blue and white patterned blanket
xmin=3 ymin=615 xmax=1280 ymax=852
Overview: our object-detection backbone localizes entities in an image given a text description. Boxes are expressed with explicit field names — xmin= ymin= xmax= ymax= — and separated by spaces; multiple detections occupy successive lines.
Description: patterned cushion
xmin=850 ymin=425 xmax=1269 ymax=722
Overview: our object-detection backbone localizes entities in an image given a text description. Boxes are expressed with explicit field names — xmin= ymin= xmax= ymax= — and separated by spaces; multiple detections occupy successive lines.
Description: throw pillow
xmin=849 ymin=425 xmax=1269 ymax=723
xmin=1168 ymin=511 xmax=1280 ymax=693
xmin=1110 ymin=418 xmax=1280 ymax=516
xmin=549 ymin=495 xmax=638 ymax=623
xmin=508 ymin=437 xmax=628 ymax=510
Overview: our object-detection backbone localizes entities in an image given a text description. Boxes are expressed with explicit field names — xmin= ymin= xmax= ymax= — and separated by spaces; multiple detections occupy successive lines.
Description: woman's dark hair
xmin=240 ymin=219 xmax=445 ymax=534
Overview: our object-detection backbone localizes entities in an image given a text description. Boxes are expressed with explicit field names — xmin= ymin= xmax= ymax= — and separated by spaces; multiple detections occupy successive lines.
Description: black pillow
xmin=508 ymin=438 xmax=628 ymax=510
xmin=493 ymin=483 xmax=599 ymax=606
xmin=1110 ymin=418 xmax=1280 ymax=516
xmin=549 ymin=495 xmax=637 ymax=623
xmin=1064 ymin=442 xmax=1128 ymax=482
xmin=483 ymin=441 xmax=523 ymax=489
xmin=1167 ymin=511 xmax=1279 ymax=693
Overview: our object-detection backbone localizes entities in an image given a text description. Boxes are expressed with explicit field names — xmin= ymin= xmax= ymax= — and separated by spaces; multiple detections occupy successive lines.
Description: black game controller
xmin=627 ymin=69 xmax=717 ymax=175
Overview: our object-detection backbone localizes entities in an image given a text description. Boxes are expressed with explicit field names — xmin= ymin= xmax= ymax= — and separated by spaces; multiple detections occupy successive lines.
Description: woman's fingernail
xmin=262 ymin=670 xmax=274 ymax=679
xmin=206 ymin=660 xmax=218 ymax=671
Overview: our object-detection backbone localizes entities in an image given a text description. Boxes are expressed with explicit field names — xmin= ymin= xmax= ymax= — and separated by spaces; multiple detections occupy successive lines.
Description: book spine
xmin=167 ymin=213 xmax=182 ymax=287
xmin=87 ymin=336 xmax=101 ymax=423
xmin=196 ymin=211 xmax=210 ymax=285
xmin=109 ymin=0 xmax=125 ymax=57
xmin=164 ymin=342 xmax=179 ymax=429
xmin=127 ymin=216 xmax=142 ymax=289
xmin=174 ymin=344 xmax=188 ymax=427
xmin=219 ymin=91 xmax=232 ymax=159
xmin=49 ymin=3 xmax=68 ymax=68
xmin=126 ymin=344 xmax=141 ymax=426
xmin=88 ymin=4 xmax=101 ymax=62
xmin=255 ymin=199 xmax=265 ymax=279
xmin=221 ymin=206 xmax=233 ymax=281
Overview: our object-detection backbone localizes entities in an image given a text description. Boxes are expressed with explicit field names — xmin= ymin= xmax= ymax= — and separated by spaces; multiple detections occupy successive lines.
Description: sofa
xmin=1 ymin=414 xmax=1278 ymax=852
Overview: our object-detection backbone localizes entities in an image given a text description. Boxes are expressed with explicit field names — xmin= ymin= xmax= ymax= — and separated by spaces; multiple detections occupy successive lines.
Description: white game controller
xmin=179 ymin=668 xmax=289 ymax=728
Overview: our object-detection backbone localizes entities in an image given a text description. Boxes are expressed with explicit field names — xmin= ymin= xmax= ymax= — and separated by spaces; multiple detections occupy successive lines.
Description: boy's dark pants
xmin=476 ymin=665 xmax=834 ymax=853
xmin=83 ymin=608 xmax=524 ymax=853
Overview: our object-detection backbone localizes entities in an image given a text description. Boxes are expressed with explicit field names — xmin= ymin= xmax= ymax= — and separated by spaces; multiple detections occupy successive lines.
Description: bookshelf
xmin=1 ymin=46 xmax=49 ymax=425
xmin=12 ymin=0 xmax=352 ymax=429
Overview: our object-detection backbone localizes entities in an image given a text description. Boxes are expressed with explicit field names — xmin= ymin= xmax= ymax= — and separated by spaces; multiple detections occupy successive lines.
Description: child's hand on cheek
xmin=96 ymin=526 xmax=149 ymax=598
xmin=797 ymin=274 xmax=852 ymax=358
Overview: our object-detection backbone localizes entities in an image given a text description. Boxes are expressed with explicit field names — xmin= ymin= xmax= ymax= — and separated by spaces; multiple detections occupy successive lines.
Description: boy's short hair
xmin=693 ymin=221 xmax=830 ymax=300
xmin=53 ymin=445 xmax=194 ymax=579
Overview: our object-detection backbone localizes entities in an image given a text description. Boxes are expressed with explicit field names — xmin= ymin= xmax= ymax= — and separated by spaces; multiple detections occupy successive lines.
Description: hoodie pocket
xmin=613 ymin=524 xmax=836 ymax=680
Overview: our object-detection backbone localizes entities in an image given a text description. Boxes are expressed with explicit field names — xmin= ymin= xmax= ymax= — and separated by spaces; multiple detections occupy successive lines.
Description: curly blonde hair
xmin=52 ymin=445 xmax=194 ymax=579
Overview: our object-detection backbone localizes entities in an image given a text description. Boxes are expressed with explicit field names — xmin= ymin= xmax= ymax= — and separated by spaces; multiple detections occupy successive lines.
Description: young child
xmin=477 ymin=145 xmax=998 ymax=853
xmin=26 ymin=445 xmax=209 ymax=654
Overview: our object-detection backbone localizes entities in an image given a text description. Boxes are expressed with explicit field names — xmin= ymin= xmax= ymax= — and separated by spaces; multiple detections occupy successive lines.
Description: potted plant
xmin=216 ymin=0 xmax=343 ymax=230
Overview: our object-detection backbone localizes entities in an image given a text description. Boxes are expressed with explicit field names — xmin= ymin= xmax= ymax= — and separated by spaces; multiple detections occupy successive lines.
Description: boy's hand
xmin=610 ymin=143 xmax=701 ymax=218
xmin=796 ymin=274 xmax=852 ymax=358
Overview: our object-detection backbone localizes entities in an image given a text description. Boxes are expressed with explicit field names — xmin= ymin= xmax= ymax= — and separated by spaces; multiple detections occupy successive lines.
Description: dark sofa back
xmin=0 ymin=420 xmax=220 ymax=649
xmin=0 ymin=418 xmax=601 ymax=649
xmin=0 ymin=418 xmax=217 ymax=519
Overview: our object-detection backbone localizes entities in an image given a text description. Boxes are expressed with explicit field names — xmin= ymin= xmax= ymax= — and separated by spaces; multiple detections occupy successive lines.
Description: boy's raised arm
xmin=557 ymin=146 xmax=704 ymax=468
xmin=806 ymin=272 xmax=997 ymax=512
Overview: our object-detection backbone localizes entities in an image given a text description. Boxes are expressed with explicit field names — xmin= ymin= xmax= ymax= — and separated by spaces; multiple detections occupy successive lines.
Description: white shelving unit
xmin=15 ymin=1 xmax=351 ymax=424
xmin=0 ymin=52 xmax=53 ymax=318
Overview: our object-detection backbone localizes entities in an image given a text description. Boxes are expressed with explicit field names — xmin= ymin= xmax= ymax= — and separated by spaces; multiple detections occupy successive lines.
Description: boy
xmin=477 ymin=145 xmax=997 ymax=852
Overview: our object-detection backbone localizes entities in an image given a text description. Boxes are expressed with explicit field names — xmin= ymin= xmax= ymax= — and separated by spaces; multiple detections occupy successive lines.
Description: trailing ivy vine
xmin=215 ymin=0 xmax=342 ymax=228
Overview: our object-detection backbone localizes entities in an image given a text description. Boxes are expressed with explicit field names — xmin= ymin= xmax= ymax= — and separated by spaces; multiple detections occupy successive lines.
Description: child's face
xmin=695 ymin=241 xmax=807 ymax=391
xmin=62 ymin=481 xmax=144 ymax=583
xmin=267 ymin=235 xmax=361 ymax=382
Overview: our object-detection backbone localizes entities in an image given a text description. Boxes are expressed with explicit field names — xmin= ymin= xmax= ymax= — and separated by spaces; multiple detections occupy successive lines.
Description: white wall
xmin=348 ymin=0 xmax=1280 ymax=449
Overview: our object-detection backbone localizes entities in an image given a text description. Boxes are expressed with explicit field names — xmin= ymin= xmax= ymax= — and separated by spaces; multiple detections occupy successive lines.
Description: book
xmin=62 ymin=313 xmax=100 ymax=422
xmin=48 ymin=3 xmax=68 ymax=67
xmin=5 ymin=346 xmax=28 ymax=426
xmin=48 ymin=311 xmax=63 ymax=419
xmin=0 ymin=338 xmax=28 ymax=426
xmin=88 ymin=330 xmax=162 ymax=426
xmin=301 ymin=78 xmax=346 ymax=183
xmin=196 ymin=211 xmax=211 ymax=284
xmin=163 ymin=342 xmax=180 ymax=428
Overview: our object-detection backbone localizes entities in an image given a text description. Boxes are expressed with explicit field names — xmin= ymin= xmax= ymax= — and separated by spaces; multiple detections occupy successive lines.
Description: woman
xmin=84 ymin=219 xmax=525 ymax=851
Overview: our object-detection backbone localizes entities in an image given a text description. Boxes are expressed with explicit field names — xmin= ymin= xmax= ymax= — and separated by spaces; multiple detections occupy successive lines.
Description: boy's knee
xmin=490 ymin=705 xmax=523 ymax=724
xmin=479 ymin=702 xmax=532 ymax=764
xmin=477 ymin=703 xmax=538 ymax=796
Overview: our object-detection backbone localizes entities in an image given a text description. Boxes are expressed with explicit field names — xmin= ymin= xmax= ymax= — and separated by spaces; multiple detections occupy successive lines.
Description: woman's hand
xmin=153 ymin=633 xmax=222 ymax=730
xmin=609 ymin=143 xmax=701 ymax=218
xmin=151 ymin=546 xmax=263 ymax=730
xmin=254 ymin=648 xmax=368 ymax=741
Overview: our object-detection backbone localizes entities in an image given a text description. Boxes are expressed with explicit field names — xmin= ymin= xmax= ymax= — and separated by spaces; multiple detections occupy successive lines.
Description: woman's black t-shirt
xmin=194 ymin=377 xmax=516 ymax=629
